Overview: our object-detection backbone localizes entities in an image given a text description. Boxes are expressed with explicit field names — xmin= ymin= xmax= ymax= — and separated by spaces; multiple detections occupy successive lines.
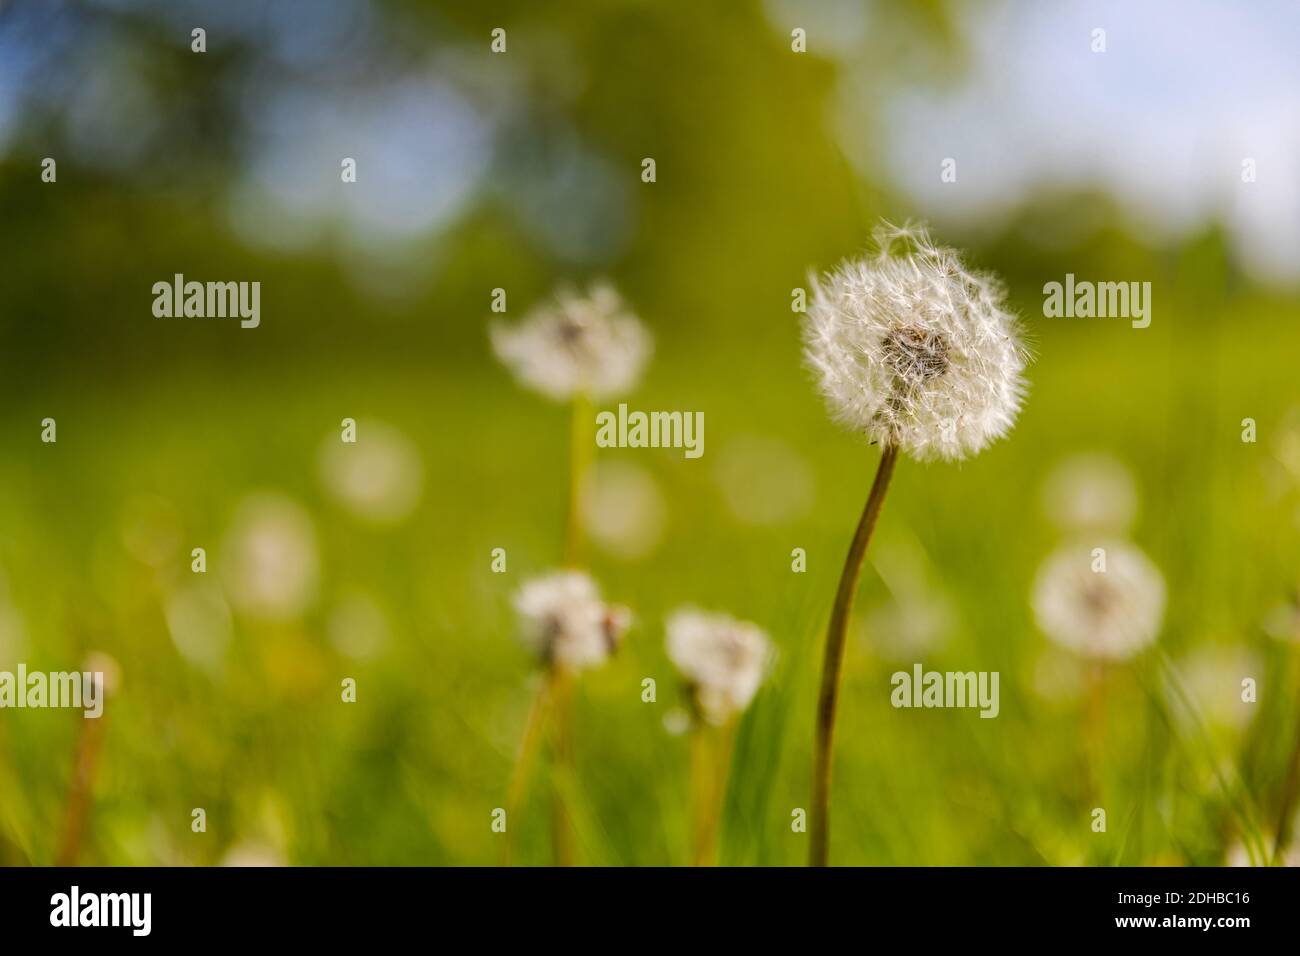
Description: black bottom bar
xmin=0 ymin=866 xmax=1283 ymax=942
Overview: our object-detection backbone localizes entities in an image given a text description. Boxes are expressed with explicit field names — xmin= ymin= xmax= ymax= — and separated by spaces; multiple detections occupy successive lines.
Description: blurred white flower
xmin=512 ymin=570 xmax=629 ymax=671
xmin=327 ymin=592 xmax=390 ymax=660
xmin=165 ymin=583 xmax=233 ymax=672
xmin=581 ymin=460 xmax=667 ymax=560
xmin=491 ymin=282 xmax=651 ymax=401
xmin=713 ymin=435 xmax=815 ymax=527
xmin=666 ymin=608 xmax=772 ymax=725
xmin=1167 ymin=645 xmax=1261 ymax=733
xmin=319 ymin=421 xmax=424 ymax=525
xmin=1041 ymin=452 xmax=1138 ymax=533
xmin=1033 ymin=540 xmax=1165 ymax=660
xmin=221 ymin=494 xmax=319 ymax=621
xmin=802 ymin=222 xmax=1028 ymax=462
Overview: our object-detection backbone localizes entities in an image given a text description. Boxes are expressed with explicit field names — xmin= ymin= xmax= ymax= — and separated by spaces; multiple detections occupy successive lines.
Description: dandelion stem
xmin=548 ymin=668 xmax=577 ymax=866
xmin=810 ymin=443 xmax=898 ymax=867
xmin=563 ymin=395 xmax=594 ymax=567
xmin=56 ymin=708 xmax=107 ymax=865
xmin=689 ymin=720 xmax=736 ymax=866
xmin=501 ymin=673 xmax=553 ymax=866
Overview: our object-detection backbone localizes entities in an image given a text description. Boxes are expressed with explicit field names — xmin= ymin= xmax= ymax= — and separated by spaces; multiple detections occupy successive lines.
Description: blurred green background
xmin=2 ymin=0 xmax=1299 ymax=866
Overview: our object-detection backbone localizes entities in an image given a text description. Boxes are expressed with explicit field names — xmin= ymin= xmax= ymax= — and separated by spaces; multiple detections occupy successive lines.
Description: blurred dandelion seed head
xmin=580 ymin=460 xmax=667 ymax=560
xmin=1042 ymin=452 xmax=1139 ymax=533
xmin=512 ymin=570 xmax=629 ymax=672
xmin=221 ymin=493 xmax=320 ymax=621
xmin=318 ymin=421 xmax=424 ymax=525
xmin=1168 ymin=645 xmax=1261 ymax=734
xmin=665 ymin=608 xmax=772 ymax=725
xmin=802 ymin=222 xmax=1028 ymax=461
xmin=490 ymin=281 xmax=652 ymax=401
xmin=1032 ymin=540 xmax=1165 ymax=660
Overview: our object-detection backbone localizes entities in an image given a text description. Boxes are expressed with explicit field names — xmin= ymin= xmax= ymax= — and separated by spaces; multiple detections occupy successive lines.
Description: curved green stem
xmin=810 ymin=444 xmax=898 ymax=867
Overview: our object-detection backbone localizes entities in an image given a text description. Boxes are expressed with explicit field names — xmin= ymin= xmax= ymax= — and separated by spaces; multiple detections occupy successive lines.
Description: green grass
xmin=2 ymin=283 xmax=1298 ymax=866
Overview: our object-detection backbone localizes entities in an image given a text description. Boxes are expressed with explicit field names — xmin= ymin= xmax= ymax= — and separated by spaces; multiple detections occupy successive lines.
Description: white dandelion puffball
xmin=221 ymin=493 xmax=320 ymax=621
xmin=491 ymin=281 xmax=652 ymax=401
xmin=1033 ymin=540 xmax=1166 ymax=660
xmin=802 ymin=223 xmax=1028 ymax=461
xmin=666 ymin=608 xmax=772 ymax=725
xmin=512 ymin=570 xmax=630 ymax=671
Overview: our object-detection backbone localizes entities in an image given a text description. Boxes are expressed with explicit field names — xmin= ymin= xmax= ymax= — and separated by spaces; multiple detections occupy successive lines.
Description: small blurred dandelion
xmin=513 ymin=570 xmax=630 ymax=671
xmin=801 ymin=221 xmax=1028 ymax=866
xmin=666 ymin=608 xmax=772 ymax=726
xmin=665 ymin=608 xmax=772 ymax=865
xmin=1033 ymin=539 xmax=1164 ymax=803
xmin=318 ymin=421 xmax=424 ymax=525
xmin=503 ymin=570 xmax=630 ymax=866
xmin=581 ymin=460 xmax=667 ymax=560
xmin=1032 ymin=540 xmax=1165 ymax=661
xmin=490 ymin=281 xmax=651 ymax=403
xmin=491 ymin=281 xmax=651 ymax=565
xmin=1041 ymin=452 xmax=1138 ymax=533
xmin=221 ymin=493 xmax=320 ymax=622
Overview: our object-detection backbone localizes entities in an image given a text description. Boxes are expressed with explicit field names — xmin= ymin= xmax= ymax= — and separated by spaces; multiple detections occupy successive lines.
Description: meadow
xmin=1 ymin=0 xmax=1298 ymax=868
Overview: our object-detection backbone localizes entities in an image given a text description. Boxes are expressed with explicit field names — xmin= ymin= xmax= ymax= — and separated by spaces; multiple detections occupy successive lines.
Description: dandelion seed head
xmin=512 ymin=570 xmax=629 ymax=672
xmin=491 ymin=282 xmax=651 ymax=401
xmin=1032 ymin=540 xmax=1165 ymax=660
xmin=666 ymin=608 xmax=772 ymax=725
xmin=802 ymin=222 xmax=1028 ymax=461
